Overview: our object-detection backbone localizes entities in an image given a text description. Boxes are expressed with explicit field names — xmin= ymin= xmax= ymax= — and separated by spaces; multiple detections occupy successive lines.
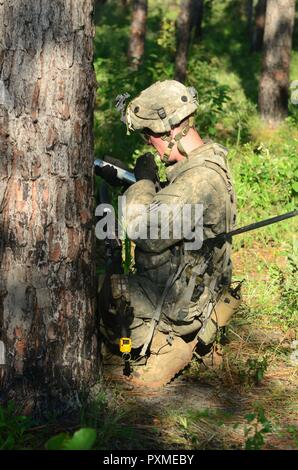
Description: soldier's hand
xmin=134 ymin=152 xmax=158 ymax=183
xmin=95 ymin=156 xmax=129 ymax=187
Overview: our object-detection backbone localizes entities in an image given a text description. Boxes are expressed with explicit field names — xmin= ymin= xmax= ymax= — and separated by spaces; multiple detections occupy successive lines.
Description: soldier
xmin=96 ymin=80 xmax=239 ymax=388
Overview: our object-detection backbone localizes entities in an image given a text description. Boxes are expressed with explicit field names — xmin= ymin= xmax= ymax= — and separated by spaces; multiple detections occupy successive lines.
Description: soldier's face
xmin=147 ymin=134 xmax=167 ymax=158
xmin=141 ymin=130 xmax=167 ymax=158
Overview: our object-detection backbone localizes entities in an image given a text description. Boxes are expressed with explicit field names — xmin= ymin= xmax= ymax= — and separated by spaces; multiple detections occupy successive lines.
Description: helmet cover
xmin=125 ymin=80 xmax=198 ymax=134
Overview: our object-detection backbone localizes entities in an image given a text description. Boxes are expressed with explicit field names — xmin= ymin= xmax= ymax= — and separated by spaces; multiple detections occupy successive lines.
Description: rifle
xmin=94 ymin=158 xmax=136 ymax=185
xmin=94 ymin=158 xmax=298 ymax=242
xmin=97 ymin=180 xmax=133 ymax=373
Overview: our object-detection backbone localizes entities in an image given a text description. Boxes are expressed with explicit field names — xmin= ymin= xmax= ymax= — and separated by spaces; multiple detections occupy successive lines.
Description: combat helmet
xmin=116 ymin=80 xmax=199 ymax=163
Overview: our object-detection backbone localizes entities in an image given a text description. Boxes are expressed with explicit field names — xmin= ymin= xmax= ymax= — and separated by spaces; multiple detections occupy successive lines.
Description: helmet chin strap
xmin=160 ymin=116 xmax=194 ymax=164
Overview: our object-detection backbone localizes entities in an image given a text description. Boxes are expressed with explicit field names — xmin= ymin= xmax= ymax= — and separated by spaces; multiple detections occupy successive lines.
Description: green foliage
xmin=246 ymin=356 xmax=268 ymax=385
xmin=156 ymin=13 xmax=177 ymax=53
xmin=0 ymin=401 xmax=31 ymax=450
xmin=45 ymin=428 xmax=96 ymax=451
xmin=123 ymin=236 xmax=133 ymax=273
xmin=95 ymin=411 xmax=138 ymax=450
xmin=229 ymin=141 xmax=298 ymax=245
xmin=236 ymin=354 xmax=269 ymax=387
xmin=187 ymin=54 xmax=232 ymax=136
xmin=79 ymin=389 xmax=145 ymax=450
xmin=286 ymin=425 xmax=298 ymax=447
xmin=269 ymin=252 xmax=298 ymax=328
xmin=174 ymin=407 xmax=235 ymax=449
xmin=232 ymin=142 xmax=297 ymax=209
xmin=279 ymin=254 xmax=298 ymax=326
xmin=93 ymin=0 xmax=236 ymax=160
xmin=244 ymin=406 xmax=273 ymax=450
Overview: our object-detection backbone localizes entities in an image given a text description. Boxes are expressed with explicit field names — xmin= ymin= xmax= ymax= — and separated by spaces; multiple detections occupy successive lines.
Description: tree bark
xmin=191 ymin=0 xmax=204 ymax=39
xmin=247 ymin=0 xmax=254 ymax=43
xmin=0 ymin=0 xmax=98 ymax=415
xmin=251 ymin=0 xmax=267 ymax=52
xmin=175 ymin=0 xmax=193 ymax=83
xmin=128 ymin=0 xmax=148 ymax=70
xmin=258 ymin=0 xmax=295 ymax=124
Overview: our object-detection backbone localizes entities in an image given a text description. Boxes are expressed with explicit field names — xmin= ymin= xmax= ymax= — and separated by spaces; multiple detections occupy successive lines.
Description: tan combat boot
xmin=126 ymin=331 xmax=197 ymax=389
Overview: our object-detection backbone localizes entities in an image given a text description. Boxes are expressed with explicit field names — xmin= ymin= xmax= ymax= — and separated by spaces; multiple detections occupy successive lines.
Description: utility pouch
xmin=197 ymin=317 xmax=218 ymax=346
xmin=197 ymin=284 xmax=242 ymax=345
xmin=213 ymin=286 xmax=242 ymax=327
xmin=110 ymin=274 xmax=130 ymax=303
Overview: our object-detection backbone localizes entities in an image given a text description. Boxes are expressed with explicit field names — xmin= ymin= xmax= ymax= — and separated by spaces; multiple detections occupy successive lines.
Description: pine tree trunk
xmin=175 ymin=0 xmax=193 ymax=83
xmin=258 ymin=0 xmax=295 ymax=124
xmin=128 ymin=0 xmax=148 ymax=70
xmin=191 ymin=0 xmax=204 ymax=39
xmin=251 ymin=0 xmax=267 ymax=52
xmin=247 ymin=0 xmax=254 ymax=43
xmin=0 ymin=0 xmax=98 ymax=415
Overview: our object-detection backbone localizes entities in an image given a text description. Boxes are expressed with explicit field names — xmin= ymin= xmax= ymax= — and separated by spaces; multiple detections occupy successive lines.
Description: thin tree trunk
xmin=128 ymin=0 xmax=148 ymax=70
xmin=175 ymin=0 xmax=193 ymax=83
xmin=247 ymin=0 xmax=254 ymax=43
xmin=259 ymin=0 xmax=295 ymax=124
xmin=251 ymin=0 xmax=267 ymax=51
xmin=0 ymin=0 xmax=98 ymax=415
xmin=191 ymin=0 xmax=204 ymax=39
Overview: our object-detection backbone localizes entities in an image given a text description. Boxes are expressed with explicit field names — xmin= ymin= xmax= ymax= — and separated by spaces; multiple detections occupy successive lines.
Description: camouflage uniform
xmin=100 ymin=80 xmax=237 ymax=357
xmin=101 ymin=142 xmax=236 ymax=350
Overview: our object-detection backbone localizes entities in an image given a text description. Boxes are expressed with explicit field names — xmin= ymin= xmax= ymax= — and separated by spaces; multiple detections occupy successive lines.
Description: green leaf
xmin=292 ymin=182 xmax=298 ymax=193
xmin=262 ymin=422 xmax=272 ymax=433
xmin=245 ymin=413 xmax=256 ymax=423
xmin=257 ymin=407 xmax=266 ymax=423
xmin=0 ymin=433 xmax=15 ymax=450
xmin=45 ymin=433 xmax=69 ymax=450
xmin=256 ymin=369 xmax=264 ymax=383
xmin=64 ymin=428 xmax=96 ymax=451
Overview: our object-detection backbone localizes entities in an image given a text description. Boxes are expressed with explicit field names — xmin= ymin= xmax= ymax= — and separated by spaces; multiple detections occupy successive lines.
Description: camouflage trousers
xmin=98 ymin=272 xmax=216 ymax=350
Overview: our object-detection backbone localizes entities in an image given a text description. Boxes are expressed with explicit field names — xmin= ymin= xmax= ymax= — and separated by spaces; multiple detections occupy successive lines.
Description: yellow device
xmin=119 ymin=337 xmax=132 ymax=354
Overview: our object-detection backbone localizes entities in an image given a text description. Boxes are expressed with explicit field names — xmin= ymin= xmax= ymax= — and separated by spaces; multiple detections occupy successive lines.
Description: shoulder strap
xmin=171 ymin=144 xmax=236 ymax=232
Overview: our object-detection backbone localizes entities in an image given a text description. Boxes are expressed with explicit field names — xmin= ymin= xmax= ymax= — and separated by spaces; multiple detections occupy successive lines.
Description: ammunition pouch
xmin=214 ymin=287 xmax=242 ymax=327
xmin=197 ymin=285 xmax=242 ymax=345
xmin=110 ymin=274 xmax=130 ymax=303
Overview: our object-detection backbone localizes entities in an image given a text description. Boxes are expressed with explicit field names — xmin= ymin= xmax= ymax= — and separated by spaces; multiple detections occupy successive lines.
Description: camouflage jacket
xmin=123 ymin=142 xmax=236 ymax=332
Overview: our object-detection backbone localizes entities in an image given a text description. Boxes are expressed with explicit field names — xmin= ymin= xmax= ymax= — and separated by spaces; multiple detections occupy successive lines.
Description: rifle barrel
xmin=94 ymin=159 xmax=136 ymax=185
xmin=217 ymin=210 xmax=298 ymax=242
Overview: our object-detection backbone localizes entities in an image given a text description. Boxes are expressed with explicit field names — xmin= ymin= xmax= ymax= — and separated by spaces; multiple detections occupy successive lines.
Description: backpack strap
xmin=165 ymin=145 xmax=236 ymax=323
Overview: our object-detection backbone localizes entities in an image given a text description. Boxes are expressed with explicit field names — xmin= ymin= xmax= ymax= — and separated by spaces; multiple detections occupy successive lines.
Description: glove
xmin=134 ymin=153 xmax=158 ymax=183
xmin=95 ymin=156 xmax=129 ymax=187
